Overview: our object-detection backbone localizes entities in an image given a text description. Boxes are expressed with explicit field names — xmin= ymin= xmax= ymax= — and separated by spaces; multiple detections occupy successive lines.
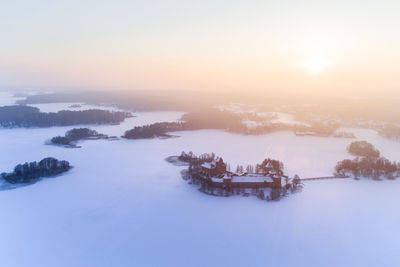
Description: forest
xmin=335 ymin=141 xmax=399 ymax=179
xmin=0 ymin=105 xmax=132 ymax=127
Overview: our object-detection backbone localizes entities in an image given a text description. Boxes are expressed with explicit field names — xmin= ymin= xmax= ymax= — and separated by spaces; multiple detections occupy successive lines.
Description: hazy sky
xmin=1 ymin=0 xmax=400 ymax=95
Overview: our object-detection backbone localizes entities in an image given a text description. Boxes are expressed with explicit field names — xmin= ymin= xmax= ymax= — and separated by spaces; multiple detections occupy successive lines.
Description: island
xmin=123 ymin=109 xmax=354 ymax=140
xmin=50 ymin=128 xmax=115 ymax=148
xmin=167 ymin=151 xmax=302 ymax=201
xmin=335 ymin=141 xmax=400 ymax=179
xmin=1 ymin=157 xmax=71 ymax=184
xmin=0 ymin=105 xmax=132 ymax=127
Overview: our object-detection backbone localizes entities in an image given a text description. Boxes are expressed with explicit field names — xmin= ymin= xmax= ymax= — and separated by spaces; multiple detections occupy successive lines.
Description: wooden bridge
xmin=300 ymin=175 xmax=349 ymax=181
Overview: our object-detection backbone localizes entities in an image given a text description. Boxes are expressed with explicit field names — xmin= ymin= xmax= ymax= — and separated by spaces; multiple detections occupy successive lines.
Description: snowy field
xmin=0 ymin=93 xmax=400 ymax=267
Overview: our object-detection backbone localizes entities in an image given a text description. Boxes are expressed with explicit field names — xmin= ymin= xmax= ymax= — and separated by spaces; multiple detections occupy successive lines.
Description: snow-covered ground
xmin=0 ymin=91 xmax=25 ymax=106
xmin=1 ymin=93 xmax=400 ymax=267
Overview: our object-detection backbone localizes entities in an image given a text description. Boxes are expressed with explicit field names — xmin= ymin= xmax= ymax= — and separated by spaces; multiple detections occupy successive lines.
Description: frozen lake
xmin=0 ymin=93 xmax=400 ymax=267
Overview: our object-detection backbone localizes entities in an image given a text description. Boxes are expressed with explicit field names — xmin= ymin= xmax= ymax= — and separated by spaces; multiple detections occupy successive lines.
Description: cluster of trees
xmin=1 ymin=157 xmax=71 ymax=184
xmin=234 ymin=158 xmax=284 ymax=175
xmin=51 ymin=128 xmax=107 ymax=146
xmin=348 ymin=141 xmax=380 ymax=157
xmin=0 ymin=105 xmax=131 ymax=127
xmin=335 ymin=140 xmax=399 ymax=179
xmin=123 ymin=122 xmax=185 ymax=139
xmin=335 ymin=157 xmax=399 ymax=179
xmin=178 ymin=151 xmax=215 ymax=163
xmin=179 ymin=152 xmax=218 ymax=176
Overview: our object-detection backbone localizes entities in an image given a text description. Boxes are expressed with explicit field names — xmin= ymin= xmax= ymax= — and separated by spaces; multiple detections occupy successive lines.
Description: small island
xmin=123 ymin=122 xmax=184 ymax=139
xmin=335 ymin=141 xmax=400 ymax=179
xmin=50 ymin=128 xmax=114 ymax=148
xmin=1 ymin=157 xmax=71 ymax=184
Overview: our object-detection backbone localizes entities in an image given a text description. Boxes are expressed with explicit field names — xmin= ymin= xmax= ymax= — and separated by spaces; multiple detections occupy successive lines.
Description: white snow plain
xmin=0 ymin=96 xmax=400 ymax=267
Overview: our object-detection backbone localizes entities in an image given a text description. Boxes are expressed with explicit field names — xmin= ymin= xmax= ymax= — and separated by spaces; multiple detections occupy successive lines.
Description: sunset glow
xmin=305 ymin=56 xmax=330 ymax=74
xmin=0 ymin=1 xmax=399 ymax=96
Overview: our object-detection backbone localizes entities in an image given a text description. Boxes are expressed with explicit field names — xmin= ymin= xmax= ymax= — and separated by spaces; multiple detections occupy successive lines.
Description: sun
xmin=304 ymin=56 xmax=330 ymax=74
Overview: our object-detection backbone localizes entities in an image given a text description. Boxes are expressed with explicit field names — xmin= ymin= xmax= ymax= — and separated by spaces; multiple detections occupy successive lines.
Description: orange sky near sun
xmin=1 ymin=1 xmax=400 ymax=97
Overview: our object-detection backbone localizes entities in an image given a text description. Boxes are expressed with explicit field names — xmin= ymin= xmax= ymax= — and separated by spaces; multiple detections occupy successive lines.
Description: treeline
xmin=335 ymin=141 xmax=399 ymax=179
xmin=123 ymin=122 xmax=185 ymax=139
xmin=179 ymin=151 xmax=217 ymax=165
xmin=123 ymin=108 xmax=350 ymax=139
xmin=335 ymin=157 xmax=399 ymax=179
xmin=123 ymin=110 xmax=248 ymax=139
xmin=1 ymin=157 xmax=71 ymax=184
xmin=232 ymin=158 xmax=284 ymax=175
xmin=51 ymin=128 xmax=108 ymax=146
xmin=0 ymin=105 xmax=132 ymax=127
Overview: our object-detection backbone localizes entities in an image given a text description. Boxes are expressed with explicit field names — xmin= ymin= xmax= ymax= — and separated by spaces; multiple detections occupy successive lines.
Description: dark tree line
xmin=335 ymin=157 xmax=399 ymax=179
xmin=123 ymin=109 xmax=250 ymax=139
xmin=51 ymin=128 xmax=107 ymax=146
xmin=123 ymin=122 xmax=186 ymax=139
xmin=1 ymin=157 xmax=71 ymax=184
xmin=0 ymin=105 xmax=132 ymax=128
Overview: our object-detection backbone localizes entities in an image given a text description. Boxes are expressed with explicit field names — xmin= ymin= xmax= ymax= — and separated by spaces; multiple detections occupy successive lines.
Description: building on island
xmin=200 ymin=158 xmax=283 ymax=189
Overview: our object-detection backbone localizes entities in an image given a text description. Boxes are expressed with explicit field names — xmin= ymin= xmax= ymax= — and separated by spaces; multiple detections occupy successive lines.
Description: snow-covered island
xmin=335 ymin=141 xmax=400 ymax=179
xmin=50 ymin=128 xmax=115 ymax=148
xmin=167 ymin=152 xmax=303 ymax=201
xmin=1 ymin=157 xmax=71 ymax=185
xmin=0 ymin=105 xmax=133 ymax=127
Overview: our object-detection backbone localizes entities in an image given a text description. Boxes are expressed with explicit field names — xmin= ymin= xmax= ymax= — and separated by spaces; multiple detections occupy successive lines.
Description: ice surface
xmin=0 ymin=98 xmax=399 ymax=266
xmin=0 ymin=91 xmax=25 ymax=106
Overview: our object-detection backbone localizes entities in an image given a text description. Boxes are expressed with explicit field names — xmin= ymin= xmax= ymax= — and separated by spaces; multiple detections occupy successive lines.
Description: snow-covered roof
xmin=201 ymin=162 xmax=216 ymax=169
